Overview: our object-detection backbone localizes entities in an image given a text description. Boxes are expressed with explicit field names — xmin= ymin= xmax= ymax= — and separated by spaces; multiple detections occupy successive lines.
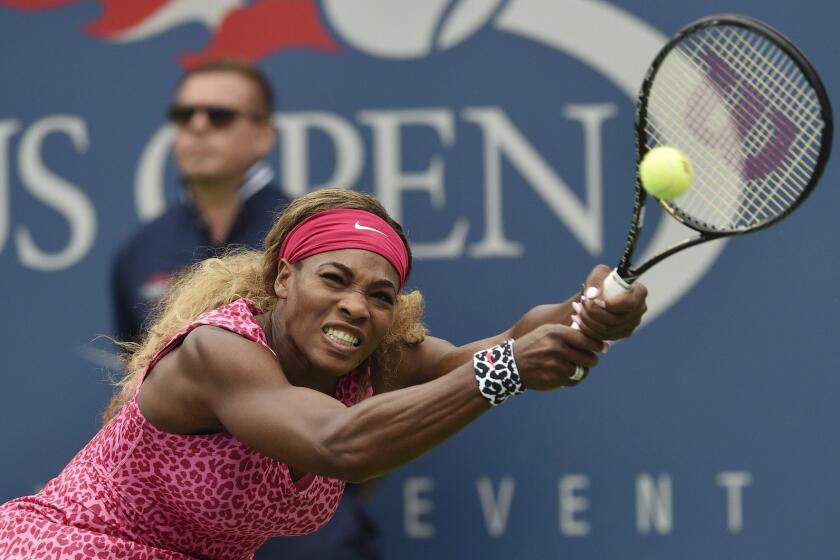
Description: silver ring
xmin=570 ymin=365 xmax=586 ymax=382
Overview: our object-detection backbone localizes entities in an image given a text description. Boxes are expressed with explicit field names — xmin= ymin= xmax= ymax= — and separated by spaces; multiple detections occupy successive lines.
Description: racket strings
xmin=713 ymin=29 xmax=822 ymax=135
xmin=703 ymin=29 xmax=823 ymax=164
xmin=647 ymin=69 xmax=776 ymax=226
xmin=695 ymin=28 xmax=823 ymax=167
xmin=679 ymin=29 xmax=820 ymax=224
xmin=647 ymin=81 xmax=773 ymax=226
xmin=702 ymin=30 xmax=823 ymax=211
xmin=676 ymin=32 xmax=816 ymax=222
xmin=644 ymin=23 xmax=826 ymax=231
xmin=712 ymin=34 xmax=817 ymax=127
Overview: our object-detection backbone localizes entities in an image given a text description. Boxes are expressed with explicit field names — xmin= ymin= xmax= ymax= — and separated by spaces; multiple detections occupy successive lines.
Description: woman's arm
xmin=390 ymin=265 xmax=647 ymax=389
xmin=167 ymin=322 xmax=603 ymax=483
xmin=387 ymin=297 xmax=577 ymax=389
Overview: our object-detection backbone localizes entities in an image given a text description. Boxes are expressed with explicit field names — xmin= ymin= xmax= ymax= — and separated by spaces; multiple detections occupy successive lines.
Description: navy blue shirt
xmin=111 ymin=174 xmax=288 ymax=342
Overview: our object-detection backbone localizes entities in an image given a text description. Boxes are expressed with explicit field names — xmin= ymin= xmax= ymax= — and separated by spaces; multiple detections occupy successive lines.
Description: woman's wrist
xmin=473 ymin=339 xmax=525 ymax=406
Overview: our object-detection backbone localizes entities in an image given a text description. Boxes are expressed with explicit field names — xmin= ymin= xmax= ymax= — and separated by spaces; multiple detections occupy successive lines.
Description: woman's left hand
xmin=572 ymin=265 xmax=648 ymax=342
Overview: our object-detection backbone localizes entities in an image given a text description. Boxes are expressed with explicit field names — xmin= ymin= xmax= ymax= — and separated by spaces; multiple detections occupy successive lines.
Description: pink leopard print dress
xmin=0 ymin=299 xmax=373 ymax=559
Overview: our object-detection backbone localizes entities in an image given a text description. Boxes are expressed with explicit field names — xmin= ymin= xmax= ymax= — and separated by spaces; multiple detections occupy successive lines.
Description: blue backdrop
xmin=1 ymin=1 xmax=837 ymax=558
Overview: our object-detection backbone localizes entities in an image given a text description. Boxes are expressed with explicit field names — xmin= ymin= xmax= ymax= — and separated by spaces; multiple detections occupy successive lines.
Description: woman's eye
xmin=321 ymin=272 xmax=344 ymax=285
xmin=372 ymin=292 xmax=395 ymax=305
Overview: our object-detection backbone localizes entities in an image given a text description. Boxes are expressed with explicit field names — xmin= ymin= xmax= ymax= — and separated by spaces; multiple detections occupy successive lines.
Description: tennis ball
xmin=639 ymin=146 xmax=693 ymax=200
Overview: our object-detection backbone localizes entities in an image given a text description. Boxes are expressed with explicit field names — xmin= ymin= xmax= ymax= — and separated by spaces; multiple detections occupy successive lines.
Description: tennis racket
xmin=572 ymin=14 xmax=833 ymax=381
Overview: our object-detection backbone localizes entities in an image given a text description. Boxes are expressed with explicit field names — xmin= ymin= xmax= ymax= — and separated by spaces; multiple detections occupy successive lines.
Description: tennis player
xmin=0 ymin=188 xmax=646 ymax=559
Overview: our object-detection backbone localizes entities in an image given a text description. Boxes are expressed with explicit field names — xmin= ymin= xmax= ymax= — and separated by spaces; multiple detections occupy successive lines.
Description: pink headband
xmin=279 ymin=208 xmax=409 ymax=289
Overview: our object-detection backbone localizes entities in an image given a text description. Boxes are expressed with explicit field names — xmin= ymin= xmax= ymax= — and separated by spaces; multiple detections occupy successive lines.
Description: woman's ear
xmin=274 ymin=259 xmax=293 ymax=299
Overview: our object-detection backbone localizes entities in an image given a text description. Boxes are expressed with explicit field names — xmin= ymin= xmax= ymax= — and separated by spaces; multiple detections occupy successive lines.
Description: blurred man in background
xmin=111 ymin=60 xmax=380 ymax=559
xmin=112 ymin=60 xmax=286 ymax=342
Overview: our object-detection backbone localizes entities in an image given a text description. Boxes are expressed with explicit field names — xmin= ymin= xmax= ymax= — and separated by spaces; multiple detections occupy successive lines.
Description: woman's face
xmin=274 ymin=248 xmax=400 ymax=378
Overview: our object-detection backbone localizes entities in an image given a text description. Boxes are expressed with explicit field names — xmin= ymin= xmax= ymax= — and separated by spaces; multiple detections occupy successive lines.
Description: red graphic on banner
xmin=0 ymin=0 xmax=340 ymax=67
xmin=180 ymin=0 xmax=339 ymax=68
xmin=0 ymin=0 xmax=79 ymax=8
xmin=85 ymin=0 xmax=170 ymax=39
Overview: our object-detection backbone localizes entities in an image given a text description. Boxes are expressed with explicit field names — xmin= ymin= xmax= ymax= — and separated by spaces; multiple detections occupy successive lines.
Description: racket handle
xmin=602 ymin=268 xmax=632 ymax=299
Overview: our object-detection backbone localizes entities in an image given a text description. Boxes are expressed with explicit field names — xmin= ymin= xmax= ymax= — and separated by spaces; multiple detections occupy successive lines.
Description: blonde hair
xmin=103 ymin=188 xmax=426 ymax=423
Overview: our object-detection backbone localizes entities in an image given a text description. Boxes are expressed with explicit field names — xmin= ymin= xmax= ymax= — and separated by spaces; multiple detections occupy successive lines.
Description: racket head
xmin=636 ymin=14 xmax=833 ymax=237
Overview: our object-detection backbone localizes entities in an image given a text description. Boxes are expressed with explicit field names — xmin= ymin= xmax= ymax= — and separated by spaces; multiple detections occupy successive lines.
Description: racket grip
xmin=602 ymin=268 xmax=632 ymax=299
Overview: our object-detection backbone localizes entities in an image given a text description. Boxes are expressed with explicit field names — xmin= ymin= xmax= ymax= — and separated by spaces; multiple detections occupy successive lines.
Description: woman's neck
xmin=254 ymin=310 xmax=339 ymax=396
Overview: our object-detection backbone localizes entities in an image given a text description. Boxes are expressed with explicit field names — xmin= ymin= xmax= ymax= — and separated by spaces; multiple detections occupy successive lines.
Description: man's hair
xmin=180 ymin=59 xmax=275 ymax=118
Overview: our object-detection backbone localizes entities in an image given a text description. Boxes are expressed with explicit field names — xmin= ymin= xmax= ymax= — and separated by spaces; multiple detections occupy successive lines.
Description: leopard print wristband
xmin=473 ymin=339 xmax=525 ymax=406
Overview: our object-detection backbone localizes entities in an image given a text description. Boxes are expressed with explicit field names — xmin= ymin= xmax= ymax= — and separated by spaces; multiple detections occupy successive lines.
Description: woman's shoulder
xmin=139 ymin=324 xmax=282 ymax=433
xmin=179 ymin=324 xmax=278 ymax=383
xmin=194 ymin=299 xmax=269 ymax=345
xmin=137 ymin=301 xmax=279 ymax=435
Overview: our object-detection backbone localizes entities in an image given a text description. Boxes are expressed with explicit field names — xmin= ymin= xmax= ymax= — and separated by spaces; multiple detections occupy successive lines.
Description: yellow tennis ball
xmin=639 ymin=146 xmax=693 ymax=200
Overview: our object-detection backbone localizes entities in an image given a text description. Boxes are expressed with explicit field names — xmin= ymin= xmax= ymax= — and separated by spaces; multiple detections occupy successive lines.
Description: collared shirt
xmin=111 ymin=161 xmax=290 ymax=342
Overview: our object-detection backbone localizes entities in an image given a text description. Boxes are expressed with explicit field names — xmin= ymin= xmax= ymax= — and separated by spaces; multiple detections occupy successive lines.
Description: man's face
xmin=171 ymin=71 xmax=275 ymax=185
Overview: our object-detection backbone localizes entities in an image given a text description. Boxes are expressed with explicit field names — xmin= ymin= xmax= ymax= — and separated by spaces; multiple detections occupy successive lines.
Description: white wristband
xmin=473 ymin=339 xmax=525 ymax=406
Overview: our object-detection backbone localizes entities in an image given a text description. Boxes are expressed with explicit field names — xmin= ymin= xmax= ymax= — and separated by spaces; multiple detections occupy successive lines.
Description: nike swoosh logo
xmin=354 ymin=221 xmax=387 ymax=236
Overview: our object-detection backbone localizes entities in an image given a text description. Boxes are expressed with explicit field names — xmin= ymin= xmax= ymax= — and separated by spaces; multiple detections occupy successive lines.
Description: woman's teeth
xmin=324 ymin=327 xmax=359 ymax=347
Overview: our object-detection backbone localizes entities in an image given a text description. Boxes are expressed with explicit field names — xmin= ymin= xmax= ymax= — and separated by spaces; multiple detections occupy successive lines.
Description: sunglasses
xmin=167 ymin=105 xmax=265 ymax=128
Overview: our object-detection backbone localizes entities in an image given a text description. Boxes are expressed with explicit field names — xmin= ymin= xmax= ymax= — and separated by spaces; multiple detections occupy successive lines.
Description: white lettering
xmin=463 ymin=105 xmax=616 ymax=257
xmin=559 ymin=474 xmax=591 ymax=536
xmin=636 ymin=473 xmax=673 ymax=534
xmin=16 ymin=116 xmax=96 ymax=271
xmin=358 ymin=108 xmax=468 ymax=259
xmin=461 ymin=107 xmax=523 ymax=258
xmin=134 ymin=124 xmax=173 ymax=222
xmin=476 ymin=476 xmax=515 ymax=537
xmin=404 ymin=476 xmax=435 ymax=538
xmin=716 ymin=471 xmax=752 ymax=533
xmin=0 ymin=120 xmax=21 ymax=253
xmin=275 ymin=112 xmax=363 ymax=197
xmin=562 ymin=103 xmax=617 ymax=254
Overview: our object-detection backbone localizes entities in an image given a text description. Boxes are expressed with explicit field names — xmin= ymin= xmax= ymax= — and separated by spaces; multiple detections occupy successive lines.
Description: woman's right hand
xmin=512 ymin=323 xmax=605 ymax=390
